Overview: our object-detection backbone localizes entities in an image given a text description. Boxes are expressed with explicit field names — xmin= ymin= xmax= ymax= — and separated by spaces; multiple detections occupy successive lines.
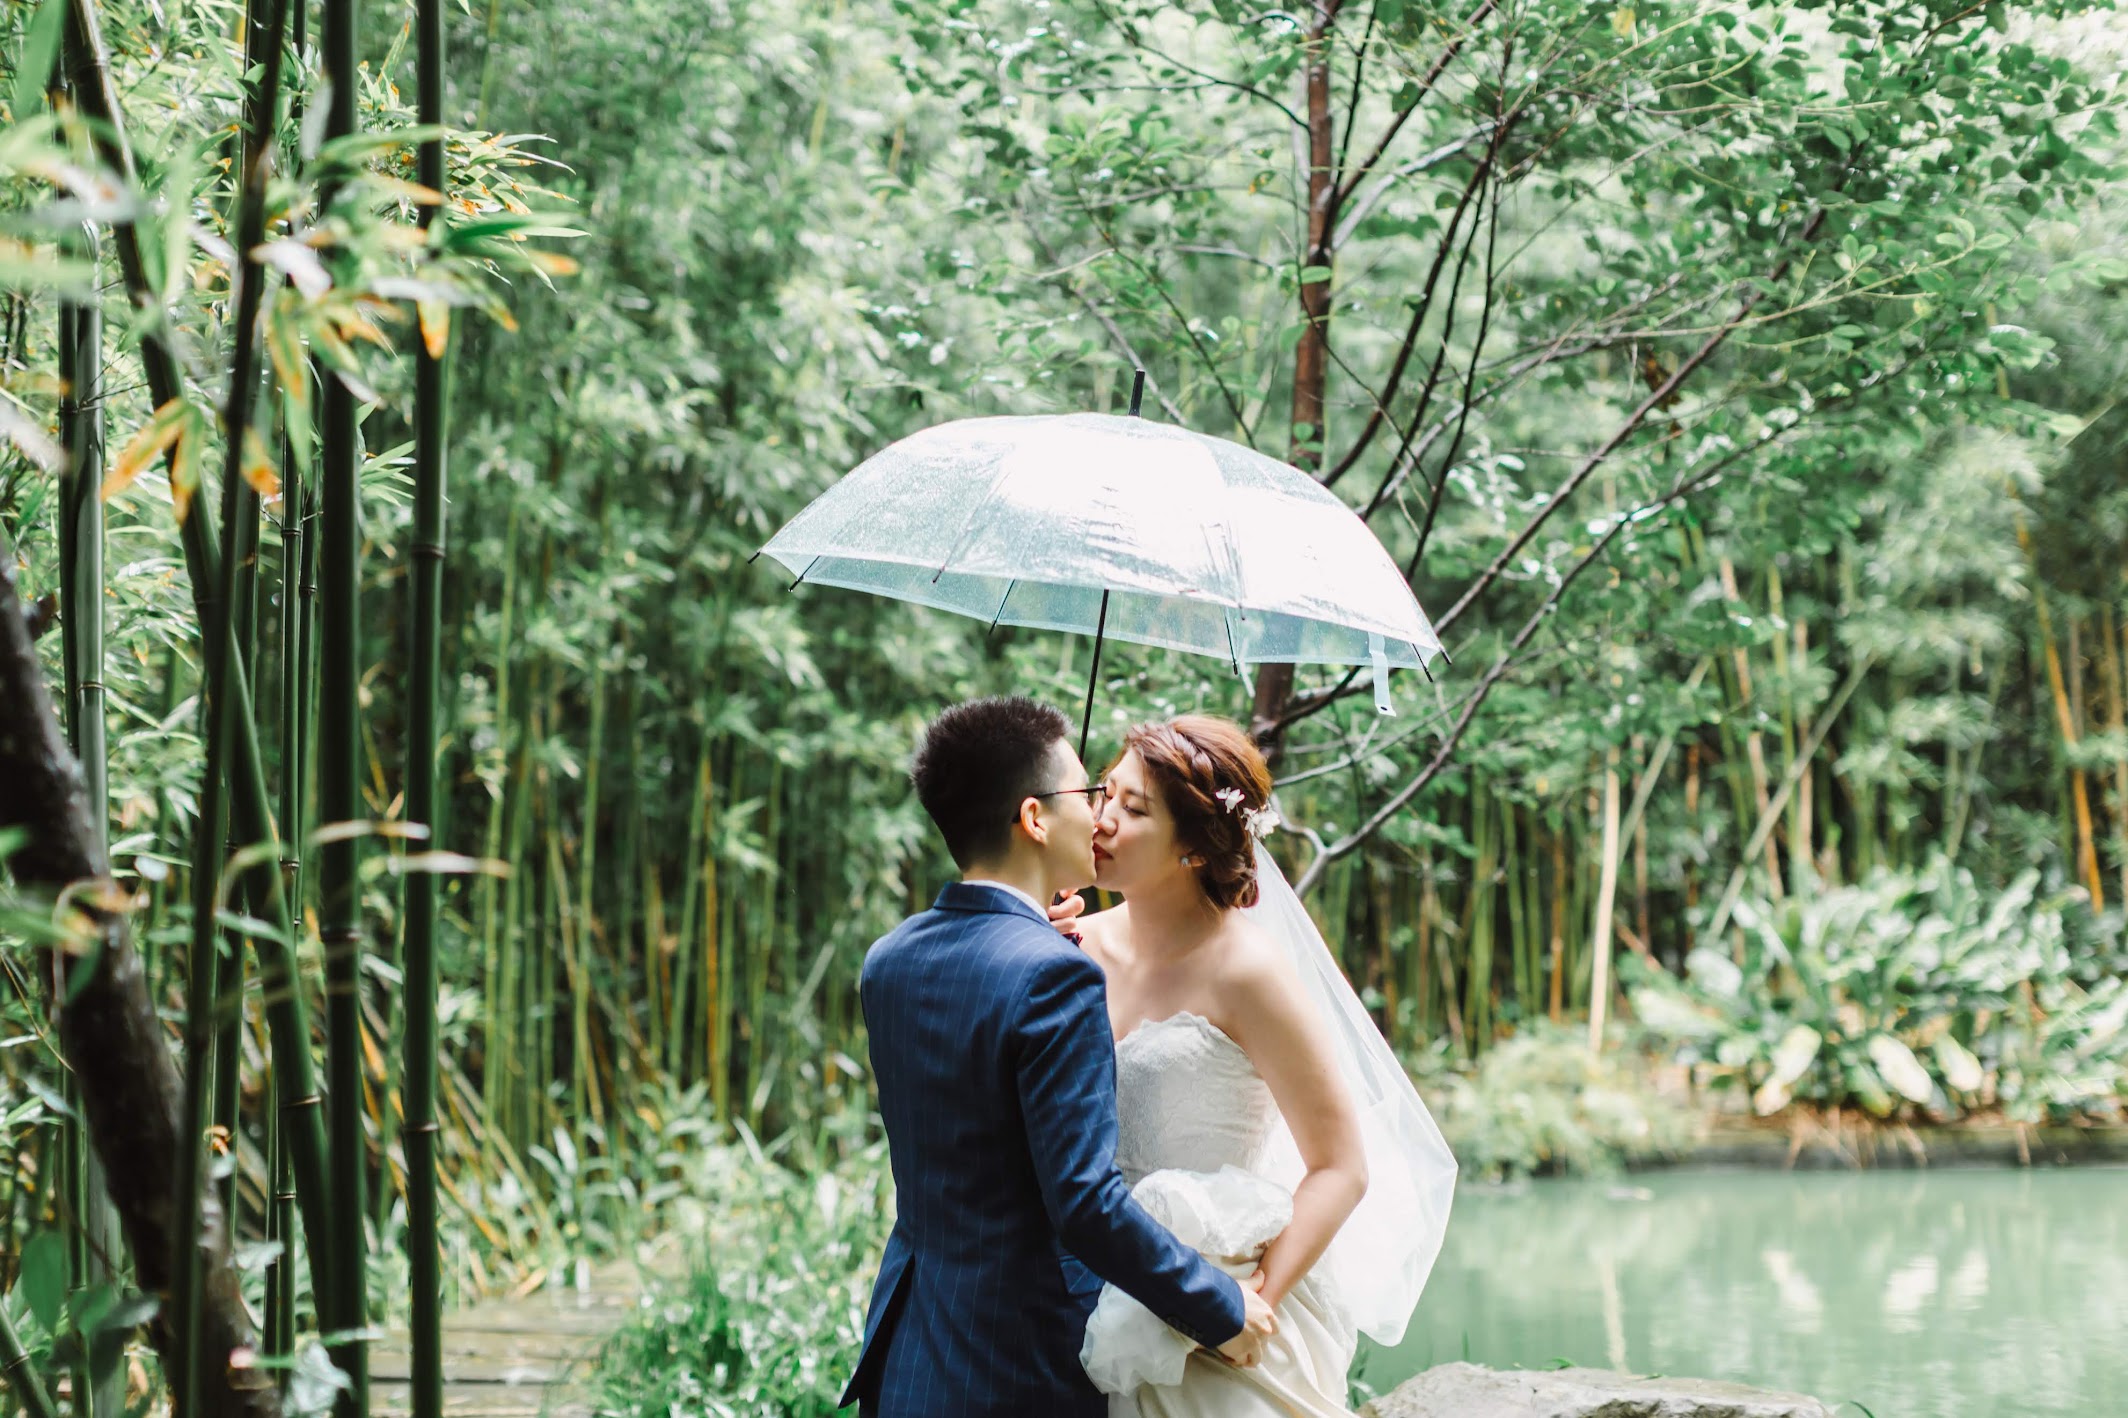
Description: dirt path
xmin=371 ymin=1262 xmax=644 ymax=1418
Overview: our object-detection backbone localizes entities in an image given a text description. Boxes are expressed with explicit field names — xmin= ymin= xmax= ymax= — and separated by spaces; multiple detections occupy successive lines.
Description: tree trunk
xmin=0 ymin=543 xmax=277 ymax=1418
xmin=1250 ymin=4 xmax=1339 ymax=752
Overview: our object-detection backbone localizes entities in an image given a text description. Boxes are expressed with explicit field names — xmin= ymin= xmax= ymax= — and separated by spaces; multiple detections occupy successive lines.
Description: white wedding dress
xmin=1078 ymin=1010 xmax=1362 ymax=1418
xmin=1077 ymin=847 xmax=1457 ymax=1418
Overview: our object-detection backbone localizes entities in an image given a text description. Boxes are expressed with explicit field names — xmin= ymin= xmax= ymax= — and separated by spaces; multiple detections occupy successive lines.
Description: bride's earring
xmin=1179 ymin=855 xmax=1197 ymax=867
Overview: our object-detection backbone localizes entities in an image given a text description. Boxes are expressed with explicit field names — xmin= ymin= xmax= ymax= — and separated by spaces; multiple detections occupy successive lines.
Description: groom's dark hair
xmin=912 ymin=696 xmax=1072 ymax=868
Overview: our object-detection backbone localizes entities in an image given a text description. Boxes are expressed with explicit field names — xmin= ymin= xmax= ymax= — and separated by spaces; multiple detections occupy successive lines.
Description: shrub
xmin=590 ymin=1141 xmax=893 ymax=1418
xmin=1626 ymin=859 xmax=2128 ymax=1122
xmin=1412 ymin=1023 xmax=1699 ymax=1182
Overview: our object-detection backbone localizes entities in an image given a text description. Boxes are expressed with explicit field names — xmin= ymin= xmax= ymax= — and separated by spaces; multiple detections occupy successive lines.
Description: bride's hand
xmin=1213 ymin=1272 xmax=1276 ymax=1368
xmin=1047 ymin=890 xmax=1088 ymax=936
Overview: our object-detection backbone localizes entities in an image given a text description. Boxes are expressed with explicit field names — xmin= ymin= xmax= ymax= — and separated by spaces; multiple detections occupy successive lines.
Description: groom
xmin=841 ymin=696 xmax=1275 ymax=1416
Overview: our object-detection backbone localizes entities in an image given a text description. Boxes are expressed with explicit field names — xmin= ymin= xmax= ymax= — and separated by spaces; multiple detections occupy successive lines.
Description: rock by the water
xmin=1362 ymin=1362 xmax=1834 ymax=1418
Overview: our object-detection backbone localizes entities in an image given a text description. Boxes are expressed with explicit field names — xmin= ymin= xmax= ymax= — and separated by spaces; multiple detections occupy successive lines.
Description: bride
xmin=1068 ymin=715 xmax=1456 ymax=1418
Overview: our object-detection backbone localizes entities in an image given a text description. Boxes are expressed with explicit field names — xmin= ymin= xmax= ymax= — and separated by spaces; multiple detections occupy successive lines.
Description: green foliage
xmin=1627 ymin=859 xmax=2128 ymax=1122
xmin=1412 ymin=1024 xmax=1698 ymax=1182
xmin=5 ymin=6 xmax=2128 ymax=1402
xmin=588 ymin=1143 xmax=893 ymax=1418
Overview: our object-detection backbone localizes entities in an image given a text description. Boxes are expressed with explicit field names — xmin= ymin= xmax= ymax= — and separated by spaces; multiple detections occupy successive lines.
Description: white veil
xmin=1243 ymin=841 xmax=1457 ymax=1347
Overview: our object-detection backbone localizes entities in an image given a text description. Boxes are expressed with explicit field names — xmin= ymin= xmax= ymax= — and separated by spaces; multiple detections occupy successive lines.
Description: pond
xmin=1358 ymin=1165 xmax=2128 ymax=1418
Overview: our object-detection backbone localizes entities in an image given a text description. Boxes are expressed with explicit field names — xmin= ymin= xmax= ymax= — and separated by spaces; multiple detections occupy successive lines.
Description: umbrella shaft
xmin=1079 ymin=591 xmax=1110 ymax=762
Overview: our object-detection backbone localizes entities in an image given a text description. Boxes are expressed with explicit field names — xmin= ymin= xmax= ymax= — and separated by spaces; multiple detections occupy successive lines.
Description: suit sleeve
xmin=1011 ymin=946 xmax=1246 ymax=1349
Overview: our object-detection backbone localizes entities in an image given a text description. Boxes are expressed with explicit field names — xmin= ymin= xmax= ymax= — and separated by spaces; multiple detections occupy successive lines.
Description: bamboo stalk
xmin=317 ymin=0 xmax=370 ymax=1399
xmin=1412 ymin=852 xmax=1433 ymax=1042
xmin=2012 ymin=503 xmax=2105 ymax=909
xmin=178 ymin=0 xmax=294 ymax=1403
xmin=1706 ymin=654 xmax=1878 ymax=940
xmin=0 ymin=1302 xmax=59 ymax=1418
xmin=58 ymin=200 xmax=121 ymax=1418
xmin=1791 ymin=615 xmax=1815 ymax=877
xmin=402 ymin=0 xmax=450 ymax=1400
xmin=1683 ymin=742 xmax=1701 ymax=912
xmin=1586 ymin=747 xmax=1622 ymax=1053
xmin=1460 ymin=785 xmax=1494 ymax=1054
xmin=1368 ymin=857 xmax=1396 ymax=1042
xmin=574 ymin=650 xmax=606 ymax=1134
xmin=710 ymin=745 xmax=727 ymax=1107
xmin=1546 ymin=823 xmax=1565 ymax=1023
xmin=64 ymin=0 xmax=338 ymax=1331
xmin=747 ymin=760 xmax=783 ymax=1129
xmin=2107 ymin=604 xmax=2128 ymax=907
xmin=1719 ymin=556 xmax=1783 ymax=892
xmin=669 ymin=735 xmax=709 ymax=1079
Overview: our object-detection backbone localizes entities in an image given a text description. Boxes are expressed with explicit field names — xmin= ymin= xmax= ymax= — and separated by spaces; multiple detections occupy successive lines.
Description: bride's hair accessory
xmin=1116 ymin=715 xmax=1272 ymax=910
xmin=1215 ymin=786 xmax=1281 ymax=840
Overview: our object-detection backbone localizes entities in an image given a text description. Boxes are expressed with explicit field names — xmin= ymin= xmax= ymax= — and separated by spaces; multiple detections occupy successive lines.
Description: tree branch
xmin=1321 ymin=147 xmax=1493 ymax=488
xmin=1432 ymin=205 xmax=1828 ymax=639
xmin=0 ymin=537 xmax=277 ymax=1418
xmin=1327 ymin=0 xmax=1498 ymax=229
xmin=1027 ymin=225 xmax=1191 ymax=425
xmin=1292 ymin=443 xmax=1749 ymax=895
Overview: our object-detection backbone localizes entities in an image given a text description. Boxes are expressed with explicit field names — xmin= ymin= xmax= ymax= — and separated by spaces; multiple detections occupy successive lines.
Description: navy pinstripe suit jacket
xmin=840 ymin=881 xmax=1245 ymax=1416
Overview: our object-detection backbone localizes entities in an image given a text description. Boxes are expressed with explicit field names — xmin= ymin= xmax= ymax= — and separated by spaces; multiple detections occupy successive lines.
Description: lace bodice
xmin=1112 ymin=1012 xmax=1277 ymax=1187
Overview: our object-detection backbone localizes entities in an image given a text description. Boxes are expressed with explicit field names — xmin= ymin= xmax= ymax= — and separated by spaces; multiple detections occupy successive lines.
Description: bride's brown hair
xmin=1117 ymin=714 xmax=1273 ymax=910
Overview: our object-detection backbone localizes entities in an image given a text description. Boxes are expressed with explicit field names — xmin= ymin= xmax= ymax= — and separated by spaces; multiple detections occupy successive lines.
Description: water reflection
xmin=1361 ymin=1167 xmax=2128 ymax=1418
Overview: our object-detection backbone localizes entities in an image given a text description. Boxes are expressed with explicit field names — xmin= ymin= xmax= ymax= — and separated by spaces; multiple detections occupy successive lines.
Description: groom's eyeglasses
xmin=1029 ymin=782 xmax=1110 ymax=813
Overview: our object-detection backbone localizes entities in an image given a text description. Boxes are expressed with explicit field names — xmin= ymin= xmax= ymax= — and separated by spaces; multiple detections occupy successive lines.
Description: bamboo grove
xmin=3 ymin=0 xmax=2128 ymax=1415
xmin=1 ymin=0 xmax=566 ymax=1410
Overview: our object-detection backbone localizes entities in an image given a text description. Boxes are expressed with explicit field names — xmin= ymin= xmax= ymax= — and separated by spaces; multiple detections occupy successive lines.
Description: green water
xmin=1361 ymin=1166 xmax=2128 ymax=1417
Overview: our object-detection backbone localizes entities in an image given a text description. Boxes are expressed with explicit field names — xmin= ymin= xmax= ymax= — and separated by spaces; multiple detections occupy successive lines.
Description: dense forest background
xmin=5 ymin=0 xmax=2128 ymax=1410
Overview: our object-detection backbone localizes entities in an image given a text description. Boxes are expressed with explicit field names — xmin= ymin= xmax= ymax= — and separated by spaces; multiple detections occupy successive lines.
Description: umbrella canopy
xmin=758 ymin=411 xmax=1444 ymax=745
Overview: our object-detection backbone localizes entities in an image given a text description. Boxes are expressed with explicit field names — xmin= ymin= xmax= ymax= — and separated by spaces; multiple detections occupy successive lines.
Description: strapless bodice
xmin=1112 ymin=1011 xmax=1277 ymax=1186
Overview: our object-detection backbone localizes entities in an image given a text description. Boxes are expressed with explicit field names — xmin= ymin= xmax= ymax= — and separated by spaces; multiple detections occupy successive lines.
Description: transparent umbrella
xmin=758 ymin=391 xmax=1444 ymax=753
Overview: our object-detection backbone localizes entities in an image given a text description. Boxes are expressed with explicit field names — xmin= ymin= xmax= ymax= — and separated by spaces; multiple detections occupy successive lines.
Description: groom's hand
xmin=1046 ymin=890 xmax=1088 ymax=937
xmin=1214 ymin=1271 xmax=1276 ymax=1368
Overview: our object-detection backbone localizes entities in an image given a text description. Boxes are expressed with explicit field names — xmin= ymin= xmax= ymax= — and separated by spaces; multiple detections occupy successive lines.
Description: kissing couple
xmin=840 ymin=697 xmax=1456 ymax=1417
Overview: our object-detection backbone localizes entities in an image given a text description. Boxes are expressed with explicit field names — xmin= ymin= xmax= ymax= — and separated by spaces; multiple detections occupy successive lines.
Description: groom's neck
xmin=960 ymin=856 xmax=1054 ymax=910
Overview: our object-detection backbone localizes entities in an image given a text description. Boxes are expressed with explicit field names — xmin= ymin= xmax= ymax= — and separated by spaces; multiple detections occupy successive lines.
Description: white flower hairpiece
xmin=1215 ymin=786 xmax=1281 ymax=839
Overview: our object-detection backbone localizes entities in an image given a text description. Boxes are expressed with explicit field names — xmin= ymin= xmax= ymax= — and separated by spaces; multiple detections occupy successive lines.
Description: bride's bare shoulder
xmin=1211 ymin=912 xmax=1301 ymax=1007
xmin=1077 ymin=903 xmax=1125 ymax=966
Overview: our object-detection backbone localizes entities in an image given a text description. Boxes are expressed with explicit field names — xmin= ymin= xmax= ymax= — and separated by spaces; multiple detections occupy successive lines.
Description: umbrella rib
xmin=1223 ymin=606 xmax=1247 ymax=680
xmin=986 ymin=579 xmax=1019 ymax=634
xmin=787 ymin=555 xmax=820 ymax=592
xmin=930 ymin=459 xmax=1021 ymax=585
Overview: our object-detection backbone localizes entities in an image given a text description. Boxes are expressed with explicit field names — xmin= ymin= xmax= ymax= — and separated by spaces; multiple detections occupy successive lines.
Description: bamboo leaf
xmin=169 ymin=403 xmax=208 ymax=526
xmin=242 ymin=427 xmax=282 ymax=502
xmin=360 ymin=173 xmax=447 ymax=205
xmin=391 ymin=851 xmax=510 ymax=878
xmin=417 ymin=300 xmax=450 ymax=358
xmin=101 ymin=397 xmax=190 ymax=502
xmin=309 ymin=125 xmax=452 ymax=172
xmin=522 ymin=249 xmax=581 ymax=278
xmin=255 ymin=238 xmax=333 ymax=298
xmin=18 ymin=1231 xmax=65 ymax=1332
xmin=9 ymin=0 xmax=66 ymax=130
xmin=0 ymin=399 xmax=63 ymax=471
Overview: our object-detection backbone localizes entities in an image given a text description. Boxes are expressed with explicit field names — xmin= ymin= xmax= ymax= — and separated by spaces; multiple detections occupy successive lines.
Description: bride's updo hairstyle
xmin=1120 ymin=714 xmax=1273 ymax=910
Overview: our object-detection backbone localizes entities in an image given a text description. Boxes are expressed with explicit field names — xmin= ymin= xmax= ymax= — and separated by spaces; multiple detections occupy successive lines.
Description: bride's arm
xmin=1218 ymin=929 xmax=1367 ymax=1313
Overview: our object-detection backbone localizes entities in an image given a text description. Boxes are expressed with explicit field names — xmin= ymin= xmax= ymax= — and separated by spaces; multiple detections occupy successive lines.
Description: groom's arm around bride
xmin=839 ymin=697 xmax=1275 ymax=1418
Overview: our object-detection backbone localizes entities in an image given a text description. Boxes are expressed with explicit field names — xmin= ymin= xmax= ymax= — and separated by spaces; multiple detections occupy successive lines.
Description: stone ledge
xmin=1362 ymin=1362 xmax=1833 ymax=1418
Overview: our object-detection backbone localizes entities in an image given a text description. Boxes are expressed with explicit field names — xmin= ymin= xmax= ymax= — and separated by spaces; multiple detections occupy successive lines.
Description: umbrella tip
xmin=1128 ymin=368 xmax=1146 ymax=417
